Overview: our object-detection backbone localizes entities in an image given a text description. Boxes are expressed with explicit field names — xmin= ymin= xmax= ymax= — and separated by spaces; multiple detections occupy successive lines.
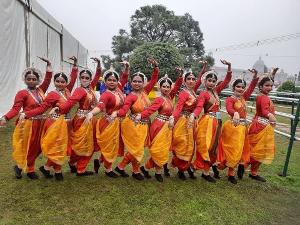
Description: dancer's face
xmin=205 ymin=77 xmax=217 ymax=90
xmin=234 ymin=83 xmax=245 ymax=97
xmin=105 ymin=75 xmax=118 ymax=91
xmin=185 ymin=74 xmax=196 ymax=89
xmin=54 ymin=77 xmax=67 ymax=91
xmin=131 ymin=75 xmax=144 ymax=91
xmin=160 ymin=82 xmax=171 ymax=96
xmin=80 ymin=74 xmax=91 ymax=88
xmin=261 ymin=81 xmax=273 ymax=94
xmin=25 ymin=74 xmax=39 ymax=89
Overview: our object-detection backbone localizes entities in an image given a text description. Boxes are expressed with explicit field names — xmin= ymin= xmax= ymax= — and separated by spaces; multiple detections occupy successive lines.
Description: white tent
xmin=0 ymin=0 xmax=88 ymax=116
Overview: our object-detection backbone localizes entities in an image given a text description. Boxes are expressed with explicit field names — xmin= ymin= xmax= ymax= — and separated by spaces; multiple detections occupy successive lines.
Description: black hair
xmin=79 ymin=69 xmax=92 ymax=78
xmin=184 ymin=72 xmax=195 ymax=81
xmin=205 ymin=73 xmax=218 ymax=81
xmin=159 ymin=79 xmax=172 ymax=87
xmin=232 ymin=79 xmax=246 ymax=90
xmin=104 ymin=72 xmax=119 ymax=82
xmin=25 ymin=71 xmax=40 ymax=79
xmin=258 ymin=77 xmax=274 ymax=89
xmin=54 ymin=72 xmax=68 ymax=83
xmin=131 ymin=73 xmax=145 ymax=82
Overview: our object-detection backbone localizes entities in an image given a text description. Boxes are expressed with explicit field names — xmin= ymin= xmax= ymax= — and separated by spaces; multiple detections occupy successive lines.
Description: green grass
xmin=0 ymin=120 xmax=300 ymax=225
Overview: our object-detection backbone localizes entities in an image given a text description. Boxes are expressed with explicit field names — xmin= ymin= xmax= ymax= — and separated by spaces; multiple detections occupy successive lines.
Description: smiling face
xmin=160 ymin=81 xmax=171 ymax=96
xmin=184 ymin=74 xmax=196 ymax=89
xmin=25 ymin=73 xmax=39 ymax=89
xmin=261 ymin=80 xmax=273 ymax=94
xmin=131 ymin=75 xmax=144 ymax=91
xmin=233 ymin=82 xmax=246 ymax=97
xmin=105 ymin=74 xmax=118 ymax=90
xmin=54 ymin=76 xmax=67 ymax=91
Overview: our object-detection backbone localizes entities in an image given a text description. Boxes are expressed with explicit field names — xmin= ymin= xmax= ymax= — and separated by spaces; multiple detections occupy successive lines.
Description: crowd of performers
xmin=0 ymin=56 xmax=278 ymax=184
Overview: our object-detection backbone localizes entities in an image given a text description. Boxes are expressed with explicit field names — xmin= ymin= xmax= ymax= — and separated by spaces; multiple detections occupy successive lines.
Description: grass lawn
xmin=0 ymin=120 xmax=299 ymax=225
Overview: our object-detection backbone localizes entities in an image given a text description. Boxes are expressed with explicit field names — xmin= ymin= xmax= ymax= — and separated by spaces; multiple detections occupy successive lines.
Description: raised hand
xmin=220 ymin=59 xmax=231 ymax=66
xmin=37 ymin=56 xmax=51 ymax=66
xmin=199 ymin=60 xmax=208 ymax=65
xmin=120 ymin=60 xmax=130 ymax=68
xmin=271 ymin=67 xmax=279 ymax=76
xmin=69 ymin=56 xmax=78 ymax=66
xmin=91 ymin=57 xmax=101 ymax=68
xmin=221 ymin=59 xmax=231 ymax=71
xmin=248 ymin=68 xmax=258 ymax=79
xmin=147 ymin=57 xmax=158 ymax=67
xmin=175 ymin=67 xmax=184 ymax=76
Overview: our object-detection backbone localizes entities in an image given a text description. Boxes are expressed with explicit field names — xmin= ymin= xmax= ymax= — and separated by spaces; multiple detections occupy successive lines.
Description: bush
xmin=129 ymin=42 xmax=184 ymax=80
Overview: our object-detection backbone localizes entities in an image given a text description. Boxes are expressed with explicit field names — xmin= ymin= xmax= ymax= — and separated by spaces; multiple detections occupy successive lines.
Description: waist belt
xmin=257 ymin=116 xmax=271 ymax=125
xmin=50 ymin=112 xmax=71 ymax=121
xmin=231 ymin=118 xmax=248 ymax=126
xmin=181 ymin=110 xmax=192 ymax=117
xmin=206 ymin=111 xmax=221 ymax=119
xmin=129 ymin=113 xmax=150 ymax=124
xmin=29 ymin=114 xmax=47 ymax=120
xmin=155 ymin=114 xmax=170 ymax=122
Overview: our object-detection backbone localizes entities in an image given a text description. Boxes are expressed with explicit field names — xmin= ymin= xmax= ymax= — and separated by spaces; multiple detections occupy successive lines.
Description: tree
xmin=129 ymin=42 xmax=184 ymax=80
xmin=277 ymin=80 xmax=296 ymax=92
xmin=101 ymin=5 xmax=212 ymax=70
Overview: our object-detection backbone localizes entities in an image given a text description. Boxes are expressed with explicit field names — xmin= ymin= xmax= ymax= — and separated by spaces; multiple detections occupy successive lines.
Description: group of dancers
xmin=0 ymin=56 xmax=278 ymax=184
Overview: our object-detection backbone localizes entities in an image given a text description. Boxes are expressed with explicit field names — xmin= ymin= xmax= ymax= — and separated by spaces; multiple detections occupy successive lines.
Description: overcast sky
xmin=37 ymin=0 xmax=300 ymax=75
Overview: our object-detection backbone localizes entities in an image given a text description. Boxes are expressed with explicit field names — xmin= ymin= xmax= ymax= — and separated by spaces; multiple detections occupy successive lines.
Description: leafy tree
xmin=129 ymin=42 xmax=184 ymax=80
xmin=277 ymin=80 xmax=296 ymax=92
xmin=101 ymin=5 xmax=212 ymax=69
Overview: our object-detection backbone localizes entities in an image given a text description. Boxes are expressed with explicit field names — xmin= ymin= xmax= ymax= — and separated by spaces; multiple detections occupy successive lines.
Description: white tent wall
xmin=29 ymin=14 xmax=48 ymax=73
xmin=0 ymin=0 xmax=27 ymax=117
xmin=0 ymin=0 xmax=88 ymax=116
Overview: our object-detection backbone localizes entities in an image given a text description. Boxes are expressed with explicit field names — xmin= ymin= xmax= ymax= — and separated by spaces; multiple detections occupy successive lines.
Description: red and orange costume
xmin=24 ymin=67 xmax=78 ymax=173
xmin=4 ymin=70 xmax=53 ymax=172
xmin=117 ymin=67 xmax=159 ymax=173
xmin=57 ymin=67 xmax=101 ymax=173
xmin=247 ymin=94 xmax=276 ymax=176
xmin=140 ymin=76 xmax=183 ymax=171
xmin=95 ymin=71 xmax=128 ymax=170
xmin=217 ymin=77 xmax=258 ymax=176
xmin=192 ymin=71 xmax=232 ymax=173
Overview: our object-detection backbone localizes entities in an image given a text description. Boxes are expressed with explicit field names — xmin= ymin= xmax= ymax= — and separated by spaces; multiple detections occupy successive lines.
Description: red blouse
xmin=254 ymin=94 xmax=275 ymax=118
xmin=118 ymin=70 xmax=129 ymax=90
xmin=24 ymin=66 xmax=78 ymax=118
xmin=4 ymin=71 xmax=53 ymax=120
xmin=141 ymin=75 xmax=183 ymax=119
xmin=193 ymin=71 xmax=232 ymax=117
xmin=59 ymin=68 xmax=101 ymax=114
xmin=225 ymin=77 xmax=258 ymax=118
xmin=117 ymin=67 xmax=159 ymax=117
xmin=97 ymin=89 xmax=125 ymax=115
xmin=172 ymin=89 xmax=197 ymax=120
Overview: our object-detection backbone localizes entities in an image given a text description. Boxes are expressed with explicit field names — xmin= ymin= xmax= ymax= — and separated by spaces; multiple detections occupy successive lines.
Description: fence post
xmin=281 ymin=97 xmax=300 ymax=177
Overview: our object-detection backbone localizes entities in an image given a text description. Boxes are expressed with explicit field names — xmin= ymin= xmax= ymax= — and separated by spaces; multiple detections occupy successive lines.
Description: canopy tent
xmin=0 ymin=0 xmax=88 ymax=116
